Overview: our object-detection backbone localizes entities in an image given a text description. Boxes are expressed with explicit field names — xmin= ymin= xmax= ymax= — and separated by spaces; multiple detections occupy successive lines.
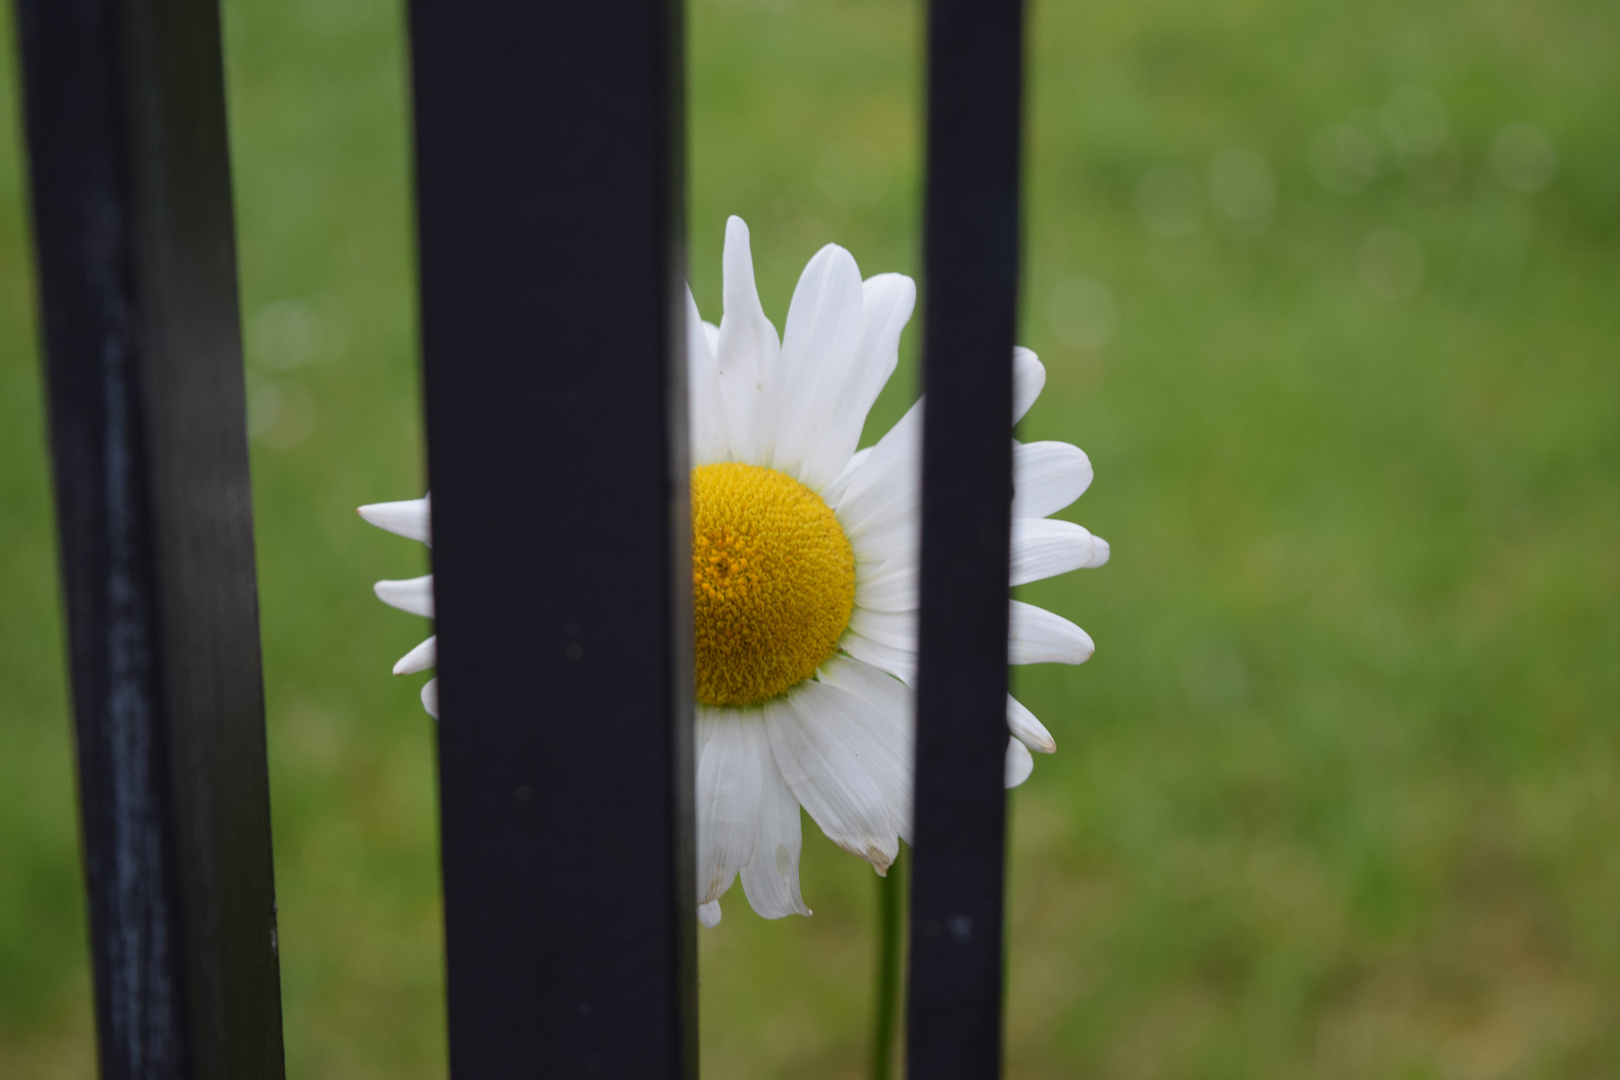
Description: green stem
xmin=871 ymin=846 xmax=905 ymax=1080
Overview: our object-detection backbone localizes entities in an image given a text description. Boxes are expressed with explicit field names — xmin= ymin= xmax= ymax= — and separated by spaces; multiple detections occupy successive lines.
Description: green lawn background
xmin=2 ymin=0 xmax=1618 ymax=1075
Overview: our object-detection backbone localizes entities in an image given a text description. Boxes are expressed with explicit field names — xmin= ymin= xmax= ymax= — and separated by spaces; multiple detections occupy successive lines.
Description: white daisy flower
xmin=360 ymin=216 xmax=1107 ymax=928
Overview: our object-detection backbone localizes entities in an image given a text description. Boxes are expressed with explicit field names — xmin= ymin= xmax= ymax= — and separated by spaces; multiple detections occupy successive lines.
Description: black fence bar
xmin=907 ymin=0 xmax=1026 ymax=1077
xmin=14 ymin=0 xmax=287 ymax=1076
xmin=407 ymin=1 xmax=695 ymax=1076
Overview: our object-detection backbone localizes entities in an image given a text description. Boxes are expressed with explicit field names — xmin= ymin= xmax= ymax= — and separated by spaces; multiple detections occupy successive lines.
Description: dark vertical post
xmin=907 ymin=0 xmax=1025 ymax=1077
xmin=406 ymin=0 xmax=695 ymax=1076
xmin=14 ymin=0 xmax=287 ymax=1076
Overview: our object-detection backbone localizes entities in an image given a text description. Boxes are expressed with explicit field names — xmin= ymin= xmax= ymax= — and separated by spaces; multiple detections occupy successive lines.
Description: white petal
xmin=703 ymin=320 xmax=720 ymax=355
xmin=854 ymin=559 xmax=917 ymax=614
xmin=765 ymin=682 xmax=900 ymax=874
xmin=817 ymin=656 xmax=915 ymax=844
xmin=358 ymin=495 xmax=432 ymax=545
xmin=1005 ymin=737 xmax=1035 ymax=788
xmin=849 ymin=507 xmax=919 ymax=570
xmin=1007 ymin=694 xmax=1055 ymax=753
xmin=694 ymin=708 xmax=764 ymax=905
xmin=715 ymin=217 xmax=782 ymax=464
xmin=421 ymin=677 xmax=439 ymax=719
xmin=770 ymin=244 xmax=868 ymax=487
xmin=740 ymin=748 xmax=812 ymax=919
xmin=1087 ymin=536 xmax=1111 ymax=567
xmin=840 ymin=632 xmax=917 ymax=686
xmin=840 ymin=446 xmax=873 ymax=480
xmin=822 ymin=444 xmax=876 ymax=509
xmin=829 ymin=346 xmax=1043 ymax=544
xmin=698 ymin=900 xmax=722 ymax=928
xmin=393 ymin=635 xmax=437 ymax=675
xmin=1008 ymin=600 xmax=1095 ymax=666
xmin=688 ymin=289 xmax=729 ymax=465
xmin=1013 ymin=348 xmax=1046 ymax=423
xmin=848 ymin=607 xmax=918 ymax=655
xmin=775 ymin=270 xmax=915 ymax=489
xmin=1013 ymin=441 xmax=1093 ymax=519
xmin=1010 ymin=519 xmax=1105 ymax=586
xmin=375 ymin=575 xmax=435 ymax=618
xmin=830 ymin=399 xmax=921 ymax=543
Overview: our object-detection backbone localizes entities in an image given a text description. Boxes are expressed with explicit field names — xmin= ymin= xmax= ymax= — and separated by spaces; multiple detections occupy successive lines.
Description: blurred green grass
xmin=3 ymin=0 xmax=1618 ymax=1075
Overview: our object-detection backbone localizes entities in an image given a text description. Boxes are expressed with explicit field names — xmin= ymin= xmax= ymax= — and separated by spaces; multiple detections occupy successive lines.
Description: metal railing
xmin=14 ymin=0 xmax=1025 ymax=1075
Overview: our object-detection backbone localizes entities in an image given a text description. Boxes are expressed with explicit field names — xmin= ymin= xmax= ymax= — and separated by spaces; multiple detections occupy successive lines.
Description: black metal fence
xmin=13 ymin=0 xmax=1026 ymax=1075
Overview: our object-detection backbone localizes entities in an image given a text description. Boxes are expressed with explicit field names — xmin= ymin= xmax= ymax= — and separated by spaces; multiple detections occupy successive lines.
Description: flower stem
xmin=871 ymin=845 xmax=905 ymax=1080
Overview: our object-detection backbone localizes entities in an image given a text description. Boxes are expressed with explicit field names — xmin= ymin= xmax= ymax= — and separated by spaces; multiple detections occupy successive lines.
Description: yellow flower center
xmin=692 ymin=462 xmax=856 ymax=706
